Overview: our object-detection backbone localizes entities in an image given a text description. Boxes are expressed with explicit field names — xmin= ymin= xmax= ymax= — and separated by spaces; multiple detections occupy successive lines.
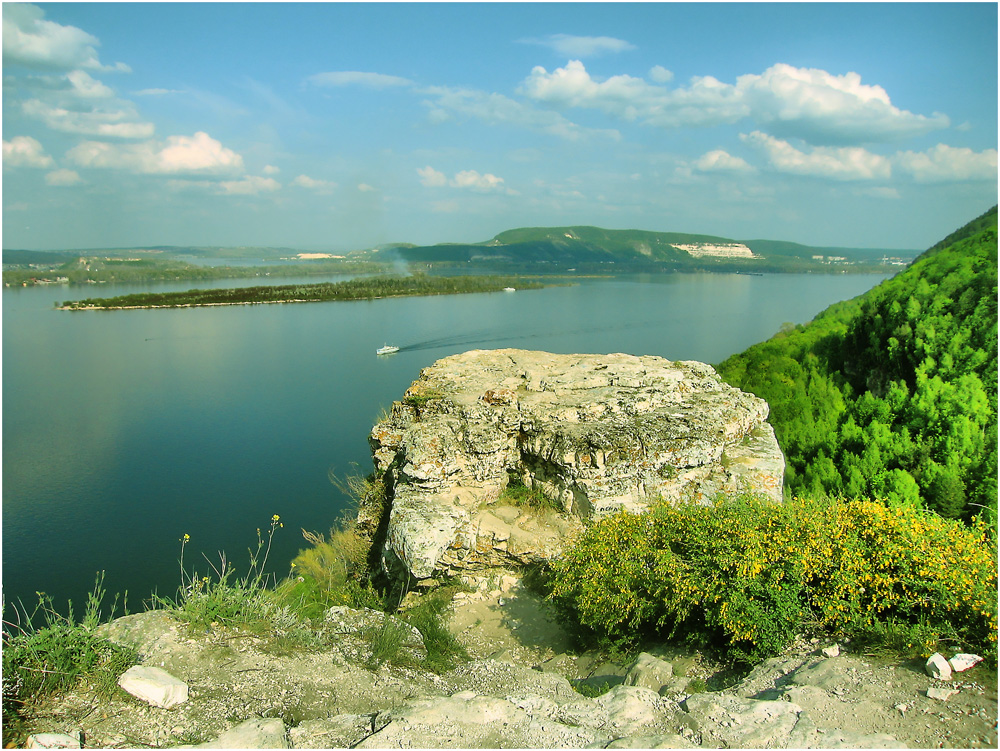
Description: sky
xmin=2 ymin=2 xmax=997 ymax=252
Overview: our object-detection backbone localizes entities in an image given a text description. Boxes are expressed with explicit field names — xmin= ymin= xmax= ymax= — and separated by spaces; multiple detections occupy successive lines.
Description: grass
xmin=498 ymin=471 xmax=563 ymax=512
xmin=2 ymin=574 xmax=137 ymax=748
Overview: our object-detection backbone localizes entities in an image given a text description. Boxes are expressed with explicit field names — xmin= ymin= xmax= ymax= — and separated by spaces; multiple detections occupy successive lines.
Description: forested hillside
xmin=717 ymin=207 xmax=998 ymax=521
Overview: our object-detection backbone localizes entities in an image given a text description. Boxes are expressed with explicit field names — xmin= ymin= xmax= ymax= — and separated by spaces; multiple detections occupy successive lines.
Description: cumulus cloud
xmin=216 ymin=175 xmax=280 ymax=195
xmin=694 ymin=149 xmax=754 ymax=173
xmin=357 ymin=183 xmax=376 ymax=192
xmin=67 ymin=132 xmax=244 ymax=174
xmin=45 ymin=168 xmax=82 ymax=186
xmin=741 ymin=131 xmax=891 ymax=181
xmin=2 ymin=3 xmax=129 ymax=72
xmin=307 ymin=71 xmax=412 ymax=89
xmin=893 ymin=144 xmax=998 ymax=183
xmin=522 ymin=60 xmax=948 ymax=145
xmin=66 ymin=70 xmax=114 ymax=98
xmin=22 ymin=98 xmax=154 ymax=139
xmin=649 ymin=65 xmax=674 ymax=84
xmin=417 ymin=166 xmax=448 ymax=187
xmin=520 ymin=33 xmax=635 ymax=58
xmin=737 ymin=63 xmax=949 ymax=145
xmin=418 ymin=166 xmax=510 ymax=193
xmin=291 ymin=174 xmax=335 ymax=191
xmin=3 ymin=135 xmax=54 ymax=168
xmin=421 ymin=84 xmax=619 ymax=141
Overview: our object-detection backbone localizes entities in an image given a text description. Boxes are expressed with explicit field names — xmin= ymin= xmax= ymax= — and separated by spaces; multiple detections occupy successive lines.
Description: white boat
xmin=376 ymin=344 xmax=399 ymax=355
xmin=503 ymin=287 xmax=516 ymax=292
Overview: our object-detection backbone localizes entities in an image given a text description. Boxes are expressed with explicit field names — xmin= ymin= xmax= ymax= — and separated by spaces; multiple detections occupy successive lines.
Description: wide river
xmin=3 ymin=271 xmax=891 ymax=615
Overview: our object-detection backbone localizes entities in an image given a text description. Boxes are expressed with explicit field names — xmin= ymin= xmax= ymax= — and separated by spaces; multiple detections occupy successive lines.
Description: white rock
xmin=25 ymin=734 xmax=81 ymax=749
xmin=926 ymin=687 xmax=958 ymax=702
xmin=821 ymin=644 xmax=841 ymax=658
xmin=194 ymin=718 xmax=289 ymax=748
xmin=925 ymin=652 xmax=952 ymax=681
xmin=118 ymin=665 xmax=188 ymax=708
xmin=948 ymin=653 xmax=983 ymax=673
xmin=623 ymin=652 xmax=674 ymax=693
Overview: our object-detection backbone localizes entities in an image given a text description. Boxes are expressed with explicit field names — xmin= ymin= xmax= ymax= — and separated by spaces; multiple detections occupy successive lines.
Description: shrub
xmin=549 ymin=494 xmax=997 ymax=664
xmin=499 ymin=472 xmax=563 ymax=512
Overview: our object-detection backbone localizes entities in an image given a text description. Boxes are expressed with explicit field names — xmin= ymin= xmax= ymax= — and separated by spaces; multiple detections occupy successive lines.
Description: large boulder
xmin=368 ymin=349 xmax=784 ymax=581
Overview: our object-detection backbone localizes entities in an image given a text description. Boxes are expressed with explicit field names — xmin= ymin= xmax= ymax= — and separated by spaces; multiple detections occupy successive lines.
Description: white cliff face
xmin=368 ymin=349 xmax=784 ymax=581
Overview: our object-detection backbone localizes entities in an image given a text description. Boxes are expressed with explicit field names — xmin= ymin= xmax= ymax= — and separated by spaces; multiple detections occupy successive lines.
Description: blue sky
xmin=3 ymin=2 xmax=997 ymax=252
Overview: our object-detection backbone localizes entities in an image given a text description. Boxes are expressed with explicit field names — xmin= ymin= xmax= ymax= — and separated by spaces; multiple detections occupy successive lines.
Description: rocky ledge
xmin=366 ymin=349 xmax=784 ymax=582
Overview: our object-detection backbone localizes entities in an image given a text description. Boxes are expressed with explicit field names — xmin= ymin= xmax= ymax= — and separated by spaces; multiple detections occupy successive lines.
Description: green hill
xmin=394 ymin=226 xmax=914 ymax=272
xmin=717 ymin=206 xmax=998 ymax=521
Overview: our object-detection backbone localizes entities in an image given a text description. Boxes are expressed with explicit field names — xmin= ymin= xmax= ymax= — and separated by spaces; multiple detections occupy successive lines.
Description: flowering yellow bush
xmin=549 ymin=494 xmax=997 ymax=663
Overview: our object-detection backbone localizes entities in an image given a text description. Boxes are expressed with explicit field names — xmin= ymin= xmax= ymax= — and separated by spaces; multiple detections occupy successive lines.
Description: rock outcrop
xmin=367 ymin=349 xmax=784 ymax=581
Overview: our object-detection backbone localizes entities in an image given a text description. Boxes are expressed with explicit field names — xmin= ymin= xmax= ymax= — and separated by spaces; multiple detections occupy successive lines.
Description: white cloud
xmin=22 ymin=98 xmax=154 ymax=139
xmin=649 ymin=65 xmax=674 ymax=84
xmin=66 ymin=70 xmax=114 ymax=98
xmin=694 ymin=149 xmax=754 ymax=173
xmin=357 ymin=183 xmax=376 ymax=192
xmin=67 ymin=132 xmax=244 ymax=175
xmin=45 ymin=168 xmax=82 ymax=186
xmin=291 ymin=174 xmax=335 ymax=191
xmin=522 ymin=60 xmax=948 ymax=145
xmin=2 ymin=3 xmax=129 ymax=72
xmin=741 ymin=131 xmax=891 ymax=181
xmin=417 ymin=166 xmax=448 ymax=187
xmin=737 ymin=63 xmax=949 ymax=145
xmin=418 ymin=166 xmax=508 ymax=192
xmin=307 ymin=71 xmax=413 ymax=89
xmin=893 ymin=144 xmax=998 ymax=183
xmin=3 ymin=135 xmax=54 ymax=168
xmin=521 ymin=34 xmax=635 ymax=58
xmin=421 ymin=84 xmax=619 ymax=141
xmin=262 ymin=164 xmax=280 ymax=175
xmin=216 ymin=175 xmax=280 ymax=195
xmin=452 ymin=170 xmax=505 ymax=191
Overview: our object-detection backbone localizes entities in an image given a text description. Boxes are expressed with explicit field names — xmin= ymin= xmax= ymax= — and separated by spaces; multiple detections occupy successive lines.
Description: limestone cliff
xmin=367 ymin=349 xmax=784 ymax=582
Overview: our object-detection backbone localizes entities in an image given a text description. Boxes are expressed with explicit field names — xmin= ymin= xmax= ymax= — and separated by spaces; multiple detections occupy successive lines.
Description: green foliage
xmin=398 ymin=587 xmax=470 ymax=673
xmin=499 ymin=472 xmax=563 ymax=511
xmin=157 ymin=515 xmax=287 ymax=631
xmin=2 ymin=574 xmax=137 ymax=747
xmin=717 ymin=207 xmax=998 ymax=522
xmin=549 ymin=494 xmax=997 ymax=666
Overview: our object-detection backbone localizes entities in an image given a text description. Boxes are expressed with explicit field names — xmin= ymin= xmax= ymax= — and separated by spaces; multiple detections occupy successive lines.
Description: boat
xmin=376 ymin=344 xmax=399 ymax=355
xmin=503 ymin=287 xmax=516 ymax=292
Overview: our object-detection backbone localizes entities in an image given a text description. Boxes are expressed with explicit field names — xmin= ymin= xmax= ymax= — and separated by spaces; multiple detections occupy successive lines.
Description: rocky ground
xmin=16 ymin=579 xmax=998 ymax=749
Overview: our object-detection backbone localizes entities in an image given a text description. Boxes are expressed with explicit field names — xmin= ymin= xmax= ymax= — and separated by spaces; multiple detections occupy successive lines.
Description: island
xmin=57 ymin=274 xmax=545 ymax=310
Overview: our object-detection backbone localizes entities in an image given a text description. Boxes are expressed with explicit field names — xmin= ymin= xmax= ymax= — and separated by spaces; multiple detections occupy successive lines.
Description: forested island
xmin=717 ymin=206 xmax=998 ymax=522
xmin=58 ymin=274 xmax=544 ymax=310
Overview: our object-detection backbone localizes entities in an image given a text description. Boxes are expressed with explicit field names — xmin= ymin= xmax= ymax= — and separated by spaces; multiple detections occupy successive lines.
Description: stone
xmin=925 ymin=652 xmax=952 ymax=681
xmin=926 ymin=687 xmax=958 ymax=702
xmin=117 ymin=665 xmax=188 ymax=709
xmin=366 ymin=349 xmax=783 ymax=581
xmin=623 ymin=652 xmax=675 ymax=693
xmin=193 ymin=718 xmax=289 ymax=748
xmin=25 ymin=734 xmax=81 ymax=749
xmin=821 ymin=644 xmax=841 ymax=658
xmin=324 ymin=606 xmax=424 ymax=650
xmin=948 ymin=653 xmax=983 ymax=673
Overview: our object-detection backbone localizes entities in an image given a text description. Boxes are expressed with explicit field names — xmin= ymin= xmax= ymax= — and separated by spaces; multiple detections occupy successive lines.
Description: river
xmin=2 ymin=271 xmax=891 ymax=615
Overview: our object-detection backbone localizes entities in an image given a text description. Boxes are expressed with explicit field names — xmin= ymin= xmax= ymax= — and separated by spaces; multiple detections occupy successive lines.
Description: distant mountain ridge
xmin=391 ymin=225 xmax=916 ymax=271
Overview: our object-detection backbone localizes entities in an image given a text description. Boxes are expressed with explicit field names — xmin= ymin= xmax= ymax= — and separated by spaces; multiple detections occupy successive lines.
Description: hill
xmin=717 ymin=206 xmax=998 ymax=520
xmin=393 ymin=226 xmax=914 ymax=272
